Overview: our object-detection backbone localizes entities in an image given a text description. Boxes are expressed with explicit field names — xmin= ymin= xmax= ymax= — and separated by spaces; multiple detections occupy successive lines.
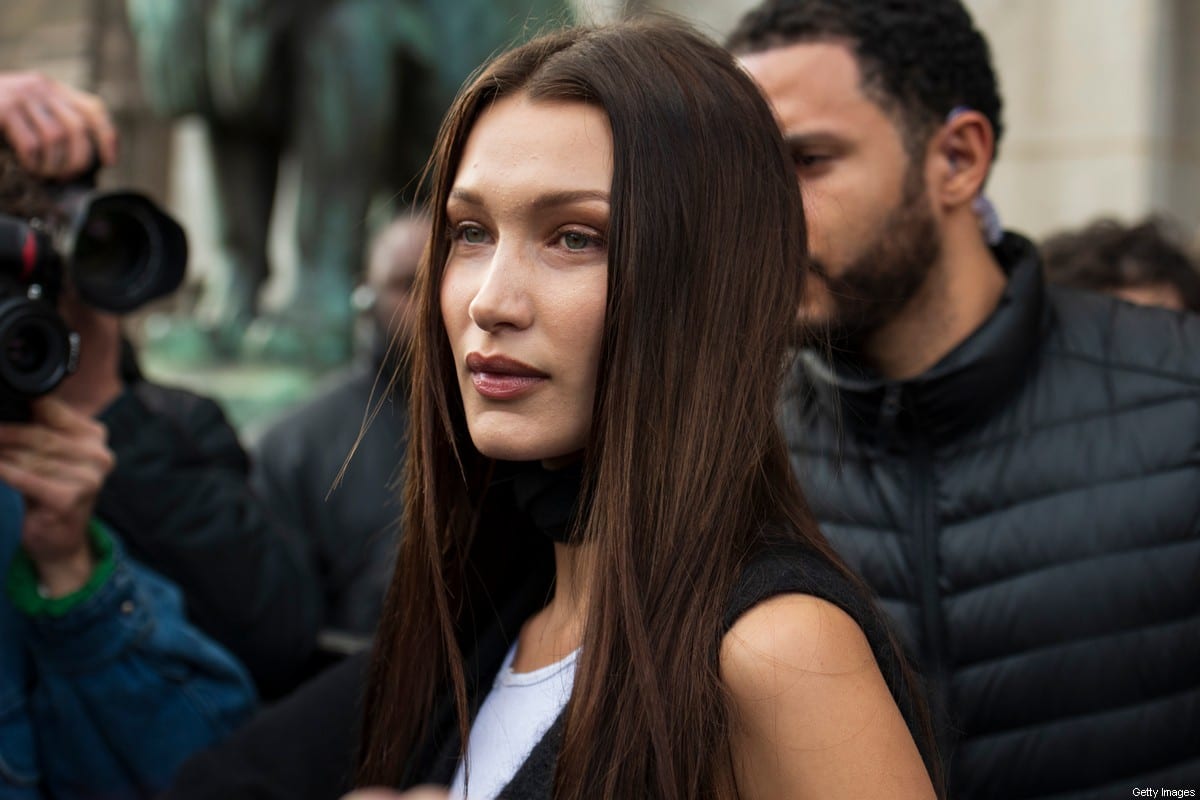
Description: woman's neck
xmin=512 ymin=541 xmax=594 ymax=672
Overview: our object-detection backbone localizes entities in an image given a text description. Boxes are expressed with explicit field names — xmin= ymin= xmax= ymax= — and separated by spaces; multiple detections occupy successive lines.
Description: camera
xmin=0 ymin=179 xmax=187 ymax=420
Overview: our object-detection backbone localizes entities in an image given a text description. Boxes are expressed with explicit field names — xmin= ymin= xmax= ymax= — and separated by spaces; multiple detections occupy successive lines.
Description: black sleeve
xmin=96 ymin=382 xmax=321 ymax=697
xmin=161 ymin=653 xmax=366 ymax=800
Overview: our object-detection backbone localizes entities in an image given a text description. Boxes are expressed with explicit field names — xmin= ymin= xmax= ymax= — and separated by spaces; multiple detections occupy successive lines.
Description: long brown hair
xmin=359 ymin=17 xmax=934 ymax=798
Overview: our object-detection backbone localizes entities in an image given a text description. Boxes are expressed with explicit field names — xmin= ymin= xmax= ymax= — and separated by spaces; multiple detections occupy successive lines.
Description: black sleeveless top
xmin=407 ymin=537 xmax=935 ymax=796
xmin=162 ymin=518 xmax=935 ymax=799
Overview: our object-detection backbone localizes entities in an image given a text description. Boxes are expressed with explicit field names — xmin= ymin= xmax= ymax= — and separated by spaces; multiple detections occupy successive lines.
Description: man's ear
xmin=930 ymin=109 xmax=994 ymax=210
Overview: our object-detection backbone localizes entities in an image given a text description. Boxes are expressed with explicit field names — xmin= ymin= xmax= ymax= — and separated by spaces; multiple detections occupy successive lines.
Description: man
xmin=730 ymin=1 xmax=1200 ymax=796
xmin=0 ymin=403 xmax=257 ymax=799
xmin=0 ymin=72 xmax=256 ymax=799
xmin=0 ymin=74 xmax=322 ymax=699
xmin=1041 ymin=216 xmax=1200 ymax=312
xmin=252 ymin=213 xmax=426 ymax=638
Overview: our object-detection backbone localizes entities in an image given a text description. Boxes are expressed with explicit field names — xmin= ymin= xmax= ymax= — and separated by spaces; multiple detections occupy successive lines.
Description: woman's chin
xmin=466 ymin=416 xmax=587 ymax=465
xmin=472 ymin=439 xmax=581 ymax=465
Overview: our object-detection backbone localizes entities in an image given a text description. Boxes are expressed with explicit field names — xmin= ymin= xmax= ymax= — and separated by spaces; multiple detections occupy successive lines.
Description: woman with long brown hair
xmin=348 ymin=16 xmax=940 ymax=800
xmin=162 ymin=15 xmax=940 ymax=800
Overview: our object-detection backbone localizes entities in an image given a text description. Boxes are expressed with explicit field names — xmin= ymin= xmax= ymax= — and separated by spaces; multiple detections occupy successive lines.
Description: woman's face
xmin=441 ymin=93 xmax=611 ymax=464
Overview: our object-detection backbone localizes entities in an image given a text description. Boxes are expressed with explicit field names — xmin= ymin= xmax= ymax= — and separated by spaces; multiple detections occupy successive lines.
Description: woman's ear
xmin=930 ymin=109 xmax=994 ymax=211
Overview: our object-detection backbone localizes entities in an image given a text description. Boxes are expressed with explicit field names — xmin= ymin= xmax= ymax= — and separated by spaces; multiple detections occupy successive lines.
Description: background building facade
xmin=5 ymin=0 xmax=1197 ymax=262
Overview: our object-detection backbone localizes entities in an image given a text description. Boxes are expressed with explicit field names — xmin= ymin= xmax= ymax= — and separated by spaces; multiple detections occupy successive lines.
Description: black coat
xmin=251 ymin=359 xmax=409 ymax=635
xmin=782 ymin=233 xmax=1200 ymax=798
xmin=97 ymin=379 xmax=321 ymax=698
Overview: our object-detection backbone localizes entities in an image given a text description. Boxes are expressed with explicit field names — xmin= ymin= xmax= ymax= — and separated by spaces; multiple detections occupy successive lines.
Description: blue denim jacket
xmin=1 ymin=483 xmax=257 ymax=799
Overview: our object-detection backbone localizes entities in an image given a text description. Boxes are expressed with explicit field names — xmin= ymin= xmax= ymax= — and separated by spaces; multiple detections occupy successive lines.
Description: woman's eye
xmin=560 ymin=231 xmax=596 ymax=251
xmin=461 ymin=225 xmax=488 ymax=245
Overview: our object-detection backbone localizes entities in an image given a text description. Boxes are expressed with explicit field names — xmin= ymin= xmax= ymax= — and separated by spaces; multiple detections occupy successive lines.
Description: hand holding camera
xmin=0 ymin=395 xmax=114 ymax=596
xmin=0 ymin=75 xmax=187 ymax=423
xmin=0 ymin=71 xmax=118 ymax=178
xmin=0 ymin=71 xmax=181 ymax=592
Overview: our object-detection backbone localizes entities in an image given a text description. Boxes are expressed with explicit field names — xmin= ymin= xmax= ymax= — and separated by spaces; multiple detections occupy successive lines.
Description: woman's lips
xmin=470 ymin=371 xmax=546 ymax=399
xmin=466 ymin=353 xmax=548 ymax=400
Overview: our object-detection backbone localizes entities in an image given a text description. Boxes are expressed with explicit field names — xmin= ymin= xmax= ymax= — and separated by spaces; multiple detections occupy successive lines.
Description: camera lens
xmin=73 ymin=201 xmax=150 ymax=294
xmin=69 ymin=192 xmax=186 ymax=313
xmin=0 ymin=296 xmax=71 ymax=396
xmin=6 ymin=324 xmax=49 ymax=373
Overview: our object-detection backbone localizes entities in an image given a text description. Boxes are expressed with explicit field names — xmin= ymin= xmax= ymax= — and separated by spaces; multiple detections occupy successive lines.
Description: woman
xmin=355 ymin=17 xmax=940 ymax=800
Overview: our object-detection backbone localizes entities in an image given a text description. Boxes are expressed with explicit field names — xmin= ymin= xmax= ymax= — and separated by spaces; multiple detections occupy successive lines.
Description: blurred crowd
xmin=0 ymin=0 xmax=1196 ymax=799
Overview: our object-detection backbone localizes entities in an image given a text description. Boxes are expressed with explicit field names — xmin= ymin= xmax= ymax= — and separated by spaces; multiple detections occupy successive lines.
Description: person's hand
xmin=0 ymin=396 xmax=115 ymax=596
xmin=0 ymin=71 xmax=118 ymax=178
xmin=342 ymin=788 xmax=449 ymax=800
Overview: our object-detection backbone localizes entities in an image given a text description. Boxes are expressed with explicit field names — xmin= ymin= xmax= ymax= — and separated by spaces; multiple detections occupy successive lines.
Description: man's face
xmin=739 ymin=41 xmax=941 ymax=346
xmin=367 ymin=217 xmax=428 ymax=346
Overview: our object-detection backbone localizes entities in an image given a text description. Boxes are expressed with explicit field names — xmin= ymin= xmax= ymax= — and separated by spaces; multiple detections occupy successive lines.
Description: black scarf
xmin=508 ymin=459 xmax=585 ymax=545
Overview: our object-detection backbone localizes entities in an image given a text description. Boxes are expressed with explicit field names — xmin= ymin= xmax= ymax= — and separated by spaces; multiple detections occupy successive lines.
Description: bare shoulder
xmin=720 ymin=593 xmax=874 ymax=687
xmin=719 ymin=593 xmax=880 ymax=755
xmin=719 ymin=594 xmax=935 ymax=799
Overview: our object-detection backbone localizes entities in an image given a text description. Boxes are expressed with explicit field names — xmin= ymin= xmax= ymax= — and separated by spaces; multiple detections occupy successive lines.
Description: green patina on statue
xmin=127 ymin=0 xmax=572 ymax=366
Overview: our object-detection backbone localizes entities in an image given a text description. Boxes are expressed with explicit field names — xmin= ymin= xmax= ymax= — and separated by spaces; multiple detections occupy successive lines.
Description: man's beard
xmin=806 ymin=166 xmax=942 ymax=353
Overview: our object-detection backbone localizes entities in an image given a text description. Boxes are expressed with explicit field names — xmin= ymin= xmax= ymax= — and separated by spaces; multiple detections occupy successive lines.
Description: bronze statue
xmin=127 ymin=0 xmax=570 ymax=365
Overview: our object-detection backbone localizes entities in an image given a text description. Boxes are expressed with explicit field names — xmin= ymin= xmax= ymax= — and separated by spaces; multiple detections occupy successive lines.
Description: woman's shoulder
xmin=718 ymin=554 xmax=938 ymax=798
xmin=720 ymin=591 xmax=879 ymax=748
xmin=721 ymin=537 xmax=881 ymax=694
xmin=721 ymin=536 xmax=913 ymax=710
xmin=721 ymin=592 xmax=875 ymax=689
xmin=722 ymin=536 xmax=879 ymax=698
xmin=724 ymin=538 xmax=869 ymax=632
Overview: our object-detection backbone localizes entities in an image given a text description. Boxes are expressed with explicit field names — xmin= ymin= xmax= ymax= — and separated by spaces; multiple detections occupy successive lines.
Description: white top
xmin=447 ymin=641 xmax=579 ymax=800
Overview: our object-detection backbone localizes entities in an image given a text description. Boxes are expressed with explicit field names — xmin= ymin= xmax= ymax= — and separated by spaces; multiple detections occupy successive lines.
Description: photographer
xmin=0 ymin=72 xmax=323 ymax=700
xmin=0 ymin=72 xmax=263 ymax=798
xmin=0 ymin=401 xmax=256 ymax=798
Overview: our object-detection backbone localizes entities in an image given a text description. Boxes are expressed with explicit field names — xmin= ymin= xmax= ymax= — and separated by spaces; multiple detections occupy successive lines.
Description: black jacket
xmin=251 ymin=358 xmax=408 ymax=635
xmin=782 ymin=233 xmax=1200 ymax=798
xmin=97 ymin=379 xmax=321 ymax=698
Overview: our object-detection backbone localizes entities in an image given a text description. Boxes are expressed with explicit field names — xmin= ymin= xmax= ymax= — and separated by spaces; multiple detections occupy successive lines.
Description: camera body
xmin=0 ymin=179 xmax=187 ymax=421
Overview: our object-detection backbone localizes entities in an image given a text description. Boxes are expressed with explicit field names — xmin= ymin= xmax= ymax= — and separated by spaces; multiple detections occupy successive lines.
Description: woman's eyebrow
xmin=527 ymin=189 xmax=610 ymax=211
xmin=447 ymin=187 xmax=610 ymax=210
xmin=447 ymin=187 xmax=485 ymax=207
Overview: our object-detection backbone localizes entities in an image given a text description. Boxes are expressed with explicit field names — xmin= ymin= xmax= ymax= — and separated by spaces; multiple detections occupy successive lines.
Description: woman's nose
xmin=468 ymin=242 xmax=534 ymax=332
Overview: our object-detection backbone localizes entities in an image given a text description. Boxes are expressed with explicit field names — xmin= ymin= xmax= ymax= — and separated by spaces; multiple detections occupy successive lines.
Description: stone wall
xmin=966 ymin=0 xmax=1199 ymax=239
xmin=0 ymin=2 xmax=90 ymax=85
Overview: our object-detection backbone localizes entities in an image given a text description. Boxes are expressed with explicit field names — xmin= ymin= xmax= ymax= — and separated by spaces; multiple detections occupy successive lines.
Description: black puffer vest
xmin=782 ymin=233 xmax=1200 ymax=798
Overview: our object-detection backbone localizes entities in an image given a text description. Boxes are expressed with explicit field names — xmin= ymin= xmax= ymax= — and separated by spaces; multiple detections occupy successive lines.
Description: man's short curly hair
xmin=727 ymin=0 xmax=1004 ymax=161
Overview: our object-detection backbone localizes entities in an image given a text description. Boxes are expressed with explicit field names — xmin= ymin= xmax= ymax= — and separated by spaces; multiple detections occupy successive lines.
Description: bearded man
xmin=731 ymin=1 xmax=1200 ymax=797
